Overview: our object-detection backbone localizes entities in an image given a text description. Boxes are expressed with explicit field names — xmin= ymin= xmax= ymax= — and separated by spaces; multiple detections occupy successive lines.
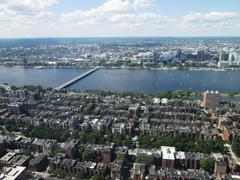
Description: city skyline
xmin=1 ymin=2 xmax=240 ymax=179
xmin=0 ymin=0 xmax=240 ymax=38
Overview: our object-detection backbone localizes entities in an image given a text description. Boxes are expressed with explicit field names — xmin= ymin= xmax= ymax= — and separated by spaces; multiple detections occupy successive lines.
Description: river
xmin=0 ymin=66 xmax=240 ymax=93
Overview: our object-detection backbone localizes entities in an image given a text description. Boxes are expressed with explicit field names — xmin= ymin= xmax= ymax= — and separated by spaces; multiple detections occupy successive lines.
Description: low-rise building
xmin=161 ymin=146 xmax=175 ymax=169
xmin=0 ymin=166 xmax=27 ymax=180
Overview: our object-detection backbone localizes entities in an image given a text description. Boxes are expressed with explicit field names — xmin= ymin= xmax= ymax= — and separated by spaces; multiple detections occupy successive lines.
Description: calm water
xmin=0 ymin=66 xmax=88 ymax=88
xmin=0 ymin=67 xmax=240 ymax=93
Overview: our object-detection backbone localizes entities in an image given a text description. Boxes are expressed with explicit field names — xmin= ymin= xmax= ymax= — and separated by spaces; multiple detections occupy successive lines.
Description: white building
xmin=161 ymin=146 xmax=176 ymax=169
xmin=0 ymin=166 xmax=27 ymax=180
xmin=229 ymin=52 xmax=240 ymax=65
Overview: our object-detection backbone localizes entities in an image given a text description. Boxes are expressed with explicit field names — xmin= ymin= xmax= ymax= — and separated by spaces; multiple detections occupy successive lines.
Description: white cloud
xmin=0 ymin=0 xmax=239 ymax=37
xmin=183 ymin=11 xmax=239 ymax=23
xmin=0 ymin=0 xmax=58 ymax=26
xmin=60 ymin=0 xmax=174 ymax=30
xmin=94 ymin=0 xmax=153 ymax=13
xmin=0 ymin=0 xmax=59 ymax=37
xmin=176 ymin=11 xmax=240 ymax=36
xmin=0 ymin=0 xmax=58 ymax=17
xmin=61 ymin=0 xmax=153 ymax=22
xmin=179 ymin=11 xmax=240 ymax=33
xmin=110 ymin=13 xmax=174 ymax=27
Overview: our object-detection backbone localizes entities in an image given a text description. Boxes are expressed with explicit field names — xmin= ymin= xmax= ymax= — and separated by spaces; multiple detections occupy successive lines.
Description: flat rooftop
xmin=161 ymin=146 xmax=176 ymax=160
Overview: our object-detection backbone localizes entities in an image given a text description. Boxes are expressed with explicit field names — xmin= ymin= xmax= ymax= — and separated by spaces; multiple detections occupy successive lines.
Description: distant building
xmin=219 ymin=52 xmax=229 ymax=62
xmin=23 ymin=58 xmax=28 ymax=65
xmin=203 ymin=91 xmax=220 ymax=110
xmin=8 ymin=90 xmax=26 ymax=99
xmin=229 ymin=52 xmax=240 ymax=65
xmin=196 ymin=50 xmax=211 ymax=61
xmin=196 ymin=50 xmax=205 ymax=61
xmin=218 ymin=52 xmax=230 ymax=67
xmin=153 ymin=51 xmax=159 ymax=61
xmin=176 ymin=49 xmax=182 ymax=59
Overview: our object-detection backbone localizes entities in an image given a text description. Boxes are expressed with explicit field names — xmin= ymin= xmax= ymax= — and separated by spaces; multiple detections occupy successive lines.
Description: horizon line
xmin=0 ymin=35 xmax=240 ymax=40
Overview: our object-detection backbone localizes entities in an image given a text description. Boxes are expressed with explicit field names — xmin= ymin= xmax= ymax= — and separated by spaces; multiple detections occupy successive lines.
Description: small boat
xmin=34 ymin=66 xmax=44 ymax=69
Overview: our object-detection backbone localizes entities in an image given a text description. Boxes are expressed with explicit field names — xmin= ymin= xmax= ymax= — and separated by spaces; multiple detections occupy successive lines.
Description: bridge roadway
xmin=55 ymin=67 xmax=100 ymax=90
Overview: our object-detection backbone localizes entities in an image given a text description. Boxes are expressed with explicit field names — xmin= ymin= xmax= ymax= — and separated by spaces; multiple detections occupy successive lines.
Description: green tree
xmin=48 ymin=168 xmax=67 ymax=178
xmin=112 ymin=133 xmax=125 ymax=146
xmin=20 ymin=149 xmax=31 ymax=156
xmin=4 ymin=121 xmax=19 ymax=131
xmin=22 ymin=125 xmax=70 ymax=142
xmin=116 ymin=154 xmax=125 ymax=161
xmin=138 ymin=135 xmax=154 ymax=149
xmin=136 ymin=155 xmax=154 ymax=166
xmin=200 ymin=158 xmax=215 ymax=173
xmin=79 ymin=131 xmax=87 ymax=143
xmin=75 ymin=171 xmax=85 ymax=179
xmin=82 ymin=151 xmax=96 ymax=161
xmin=115 ymin=103 xmax=129 ymax=111
xmin=91 ymin=175 xmax=104 ymax=180
xmin=232 ymin=138 xmax=240 ymax=157
xmin=122 ymin=137 xmax=132 ymax=147
xmin=104 ymin=175 xmax=111 ymax=180
xmin=138 ymin=134 xmax=227 ymax=154
xmin=129 ymin=155 xmax=136 ymax=164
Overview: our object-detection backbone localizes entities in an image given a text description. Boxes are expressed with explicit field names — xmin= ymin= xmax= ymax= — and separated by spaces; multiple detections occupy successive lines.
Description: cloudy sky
xmin=0 ymin=0 xmax=240 ymax=37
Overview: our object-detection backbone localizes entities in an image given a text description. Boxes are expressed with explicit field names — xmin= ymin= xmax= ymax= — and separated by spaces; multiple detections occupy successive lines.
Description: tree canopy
xmin=200 ymin=158 xmax=215 ymax=173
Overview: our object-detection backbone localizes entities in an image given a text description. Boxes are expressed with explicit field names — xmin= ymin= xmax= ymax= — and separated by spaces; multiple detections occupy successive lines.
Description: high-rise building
xmin=153 ymin=51 xmax=159 ymax=61
xmin=8 ymin=90 xmax=26 ymax=99
xmin=197 ymin=50 xmax=205 ymax=61
xmin=218 ymin=52 xmax=230 ymax=67
xmin=176 ymin=49 xmax=182 ymax=58
xmin=23 ymin=58 xmax=28 ymax=65
xmin=219 ymin=52 xmax=229 ymax=62
xmin=196 ymin=50 xmax=211 ymax=61
xmin=229 ymin=52 xmax=240 ymax=65
xmin=203 ymin=91 xmax=220 ymax=110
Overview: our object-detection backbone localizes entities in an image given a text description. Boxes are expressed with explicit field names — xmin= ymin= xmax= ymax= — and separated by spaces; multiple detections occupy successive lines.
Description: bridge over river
xmin=55 ymin=67 xmax=100 ymax=90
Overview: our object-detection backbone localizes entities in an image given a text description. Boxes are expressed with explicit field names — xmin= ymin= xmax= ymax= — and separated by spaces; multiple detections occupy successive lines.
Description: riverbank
xmin=220 ymin=93 xmax=240 ymax=97
xmin=2 ymin=64 xmax=240 ymax=72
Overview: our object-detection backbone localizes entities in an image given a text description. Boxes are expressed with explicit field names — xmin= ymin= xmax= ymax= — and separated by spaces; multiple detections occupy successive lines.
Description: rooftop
xmin=161 ymin=146 xmax=176 ymax=160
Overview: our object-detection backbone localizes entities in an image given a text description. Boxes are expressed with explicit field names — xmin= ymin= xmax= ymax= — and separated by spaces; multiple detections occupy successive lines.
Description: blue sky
xmin=0 ymin=0 xmax=240 ymax=37
xmin=54 ymin=0 xmax=240 ymax=14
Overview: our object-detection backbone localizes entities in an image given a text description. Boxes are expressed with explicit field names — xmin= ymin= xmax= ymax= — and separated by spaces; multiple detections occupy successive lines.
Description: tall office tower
xmin=176 ymin=49 xmax=182 ymax=58
xmin=203 ymin=91 xmax=220 ymax=110
xmin=219 ymin=52 xmax=229 ymax=62
xmin=196 ymin=50 xmax=205 ymax=61
xmin=23 ymin=58 xmax=28 ymax=65
xmin=153 ymin=51 xmax=159 ymax=61
xmin=218 ymin=52 xmax=230 ymax=67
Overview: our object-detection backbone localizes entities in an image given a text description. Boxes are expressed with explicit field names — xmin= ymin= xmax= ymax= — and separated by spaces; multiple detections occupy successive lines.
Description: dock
xmin=55 ymin=67 xmax=100 ymax=90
